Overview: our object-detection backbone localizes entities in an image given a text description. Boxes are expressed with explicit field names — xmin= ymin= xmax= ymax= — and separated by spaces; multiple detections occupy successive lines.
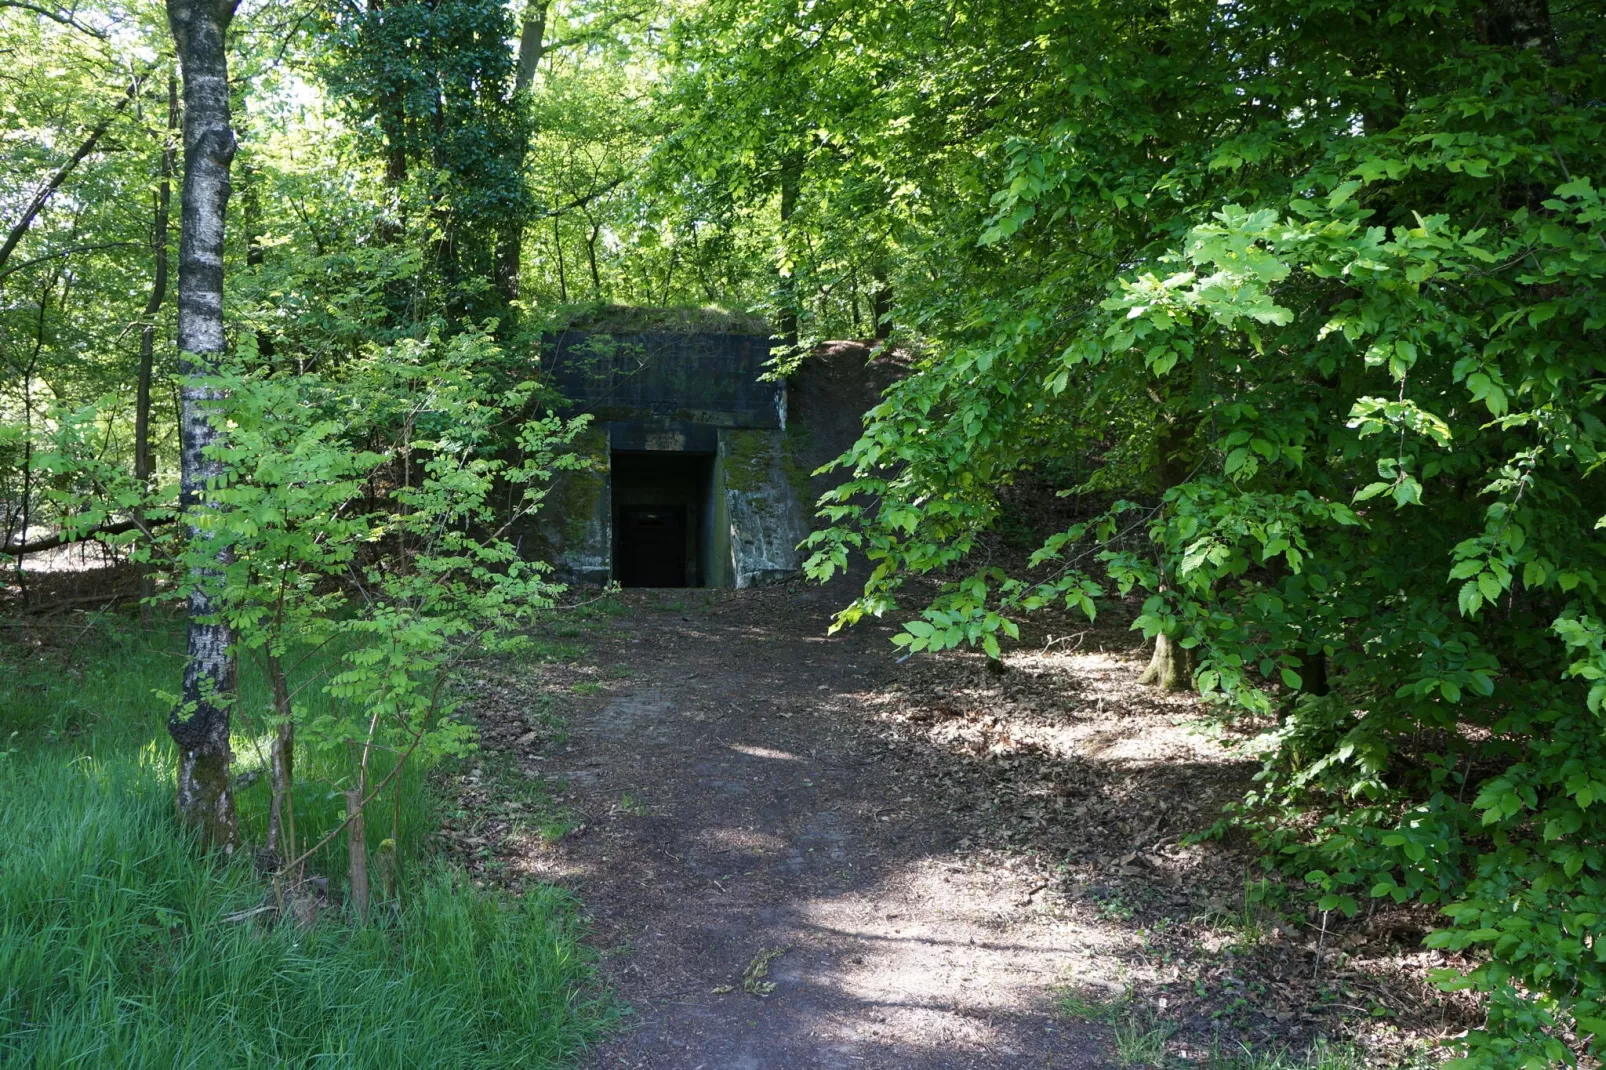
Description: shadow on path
xmin=468 ymin=585 xmax=1252 ymax=1070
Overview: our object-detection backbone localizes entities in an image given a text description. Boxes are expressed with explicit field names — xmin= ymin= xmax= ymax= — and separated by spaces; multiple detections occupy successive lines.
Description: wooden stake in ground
xmin=165 ymin=0 xmax=241 ymax=851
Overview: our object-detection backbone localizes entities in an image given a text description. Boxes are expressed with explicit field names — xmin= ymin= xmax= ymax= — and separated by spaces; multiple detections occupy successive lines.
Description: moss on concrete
xmin=718 ymin=428 xmax=810 ymax=587
xmin=553 ymin=428 xmax=610 ymax=543
xmin=721 ymin=429 xmax=774 ymax=496
xmin=549 ymin=302 xmax=771 ymax=336
xmin=779 ymin=419 xmax=814 ymax=508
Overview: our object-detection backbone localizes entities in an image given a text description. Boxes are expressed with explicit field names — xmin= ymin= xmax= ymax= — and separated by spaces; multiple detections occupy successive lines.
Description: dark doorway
xmin=611 ymin=451 xmax=714 ymax=587
xmin=617 ymin=506 xmax=687 ymax=587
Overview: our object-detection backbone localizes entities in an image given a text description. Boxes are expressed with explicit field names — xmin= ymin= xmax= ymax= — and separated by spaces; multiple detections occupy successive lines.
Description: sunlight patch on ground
xmin=699 ymin=825 xmax=788 ymax=854
xmin=792 ymin=858 xmax=1128 ymax=1057
xmin=727 ymin=742 xmax=803 ymax=761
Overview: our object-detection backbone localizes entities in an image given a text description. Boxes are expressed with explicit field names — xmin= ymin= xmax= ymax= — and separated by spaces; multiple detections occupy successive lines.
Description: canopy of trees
xmin=1 ymin=0 xmax=1601 ymax=1064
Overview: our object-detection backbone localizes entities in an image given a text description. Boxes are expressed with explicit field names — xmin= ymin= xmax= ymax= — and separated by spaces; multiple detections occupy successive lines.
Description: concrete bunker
xmin=525 ymin=310 xmax=831 ymax=589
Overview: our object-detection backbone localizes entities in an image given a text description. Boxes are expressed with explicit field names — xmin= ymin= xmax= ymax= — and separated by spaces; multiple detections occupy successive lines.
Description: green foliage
xmin=322 ymin=0 xmax=532 ymax=320
xmin=7 ymin=0 xmax=1606 ymax=1064
xmin=0 ymin=618 xmax=612 ymax=1067
xmin=763 ymin=1 xmax=1606 ymax=1064
xmin=183 ymin=330 xmax=587 ymax=856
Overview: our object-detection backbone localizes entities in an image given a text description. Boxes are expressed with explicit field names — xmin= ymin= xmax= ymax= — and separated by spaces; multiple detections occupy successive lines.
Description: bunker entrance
xmin=611 ymin=451 xmax=717 ymax=588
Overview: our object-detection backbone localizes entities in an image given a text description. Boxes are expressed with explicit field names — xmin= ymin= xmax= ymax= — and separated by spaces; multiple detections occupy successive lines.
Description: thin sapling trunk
xmin=265 ymin=653 xmax=296 ymax=869
xmin=345 ymin=787 xmax=369 ymax=917
xmin=135 ymin=75 xmax=177 ymax=621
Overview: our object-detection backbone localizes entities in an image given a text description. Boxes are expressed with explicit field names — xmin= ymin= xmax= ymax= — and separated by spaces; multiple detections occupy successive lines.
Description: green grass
xmin=528 ymin=638 xmax=590 ymax=662
xmin=1114 ymin=1010 xmax=1179 ymax=1067
xmin=1057 ymin=985 xmax=1127 ymax=1022
xmin=0 ymin=610 xmax=613 ymax=1067
xmin=1202 ymin=1040 xmax=1370 ymax=1069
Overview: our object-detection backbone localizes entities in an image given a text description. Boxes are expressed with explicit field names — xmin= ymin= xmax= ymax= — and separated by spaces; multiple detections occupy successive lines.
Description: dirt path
xmin=487 ymin=586 xmax=1111 ymax=1068
xmin=450 ymin=586 xmax=1461 ymax=1069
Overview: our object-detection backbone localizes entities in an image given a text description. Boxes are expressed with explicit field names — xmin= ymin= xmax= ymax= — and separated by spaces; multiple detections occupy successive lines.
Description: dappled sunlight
xmin=727 ymin=742 xmax=803 ymax=761
xmin=502 ymin=838 xmax=597 ymax=883
xmin=699 ymin=825 xmax=788 ymax=854
xmin=447 ymin=584 xmax=1469 ymax=1066
xmin=785 ymin=857 xmax=1130 ymax=1056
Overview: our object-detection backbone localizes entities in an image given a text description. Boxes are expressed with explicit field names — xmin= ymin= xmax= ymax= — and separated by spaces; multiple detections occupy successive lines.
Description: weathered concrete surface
xmin=533 ymin=332 xmax=900 ymax=588
xmin=537 ymin=427 xmax=612 ymax=586
xmin=546 ymin=331 xmax=785 ymax=429
xmin=719 ymin=428 xmax=811 ymax=588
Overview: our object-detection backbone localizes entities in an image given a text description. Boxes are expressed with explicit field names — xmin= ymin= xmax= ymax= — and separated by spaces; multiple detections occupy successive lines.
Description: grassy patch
xmin=470 ymin=754 xmax=581 ymax=845
xmin=1200 ymin=1039 xmax=1370 ymax=1069
xmin=1113 ymin=1010 xmax=1179 ymax=1067
xmin=561 ymin=595 xmax=630 ymax=621
xmin=521 ymin=694 xmax=571 ymax=746
xmin=529 ymin=638 xmax=590 ymax=662
xmin=1057 ymin=986 xmax=1127 ymax=1022
xmin=0 ymin=611 xmax=613 ymax=1067
xmin=615 ymin=792 xmax=651 ymax=816
xmin=1192 ymin=877 xmax=1289 ymax=951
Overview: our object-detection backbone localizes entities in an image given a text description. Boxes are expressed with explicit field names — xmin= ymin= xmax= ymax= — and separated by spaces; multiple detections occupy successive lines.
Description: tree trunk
xmin=514 ymin=2 xmax=549 ymax=93
xmin=166 ymin=0 xmax=241 ymax=852
xmin=135 ymin=76 xmax=177 ymax=622
xmin=585 ymin=215 xmax=601 ymax=299
xmin=13 ymin=344 xmax=35 ymax=605
xmin=345 ymin=788 xmax=369 ymax=917
xmin=849 ymin=266 xmax=863 ymax=334
xmin=364 ymin=0 xmax=410 ymax=190
xmin=265 ymin=653 xmax=296 ymax=868
xmin=553 ymin=213 xmax=567 ymax=301
xmin=10 ymin=273 xmax=59 ymax=605
xmin=1137 ymin=631 xmax=1193 ymax=691
xmin=777 ymin=152 xmax=802 ymax=347
xmin=492 ymin=0 xmax=549 ymax=306
xmin=1137 ymin=382 xmax=1197 ymax=691
xmin=871 ymin=267 xmax=891 ymax=341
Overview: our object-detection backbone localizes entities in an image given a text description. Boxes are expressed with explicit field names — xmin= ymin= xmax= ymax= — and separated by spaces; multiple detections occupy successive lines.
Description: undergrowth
xmin=0 ymin=609 xmax=613 ymax=1067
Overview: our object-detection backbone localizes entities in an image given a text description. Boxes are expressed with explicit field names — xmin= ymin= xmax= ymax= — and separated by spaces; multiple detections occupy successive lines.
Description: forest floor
xmin=442 ymin=583 xmax=1474 ymax=1070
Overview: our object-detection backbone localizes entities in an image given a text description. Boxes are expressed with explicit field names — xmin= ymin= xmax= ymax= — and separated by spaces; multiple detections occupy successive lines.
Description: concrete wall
xmin=718 ymin=428 xmax=811 ymax=588
xmin=546 ymin=331 xmax=785 ymax=428
xmin=537 ymin=427 xmax=612 ymax=586
xmin=533 ymin=332 xmax=894 ymax=589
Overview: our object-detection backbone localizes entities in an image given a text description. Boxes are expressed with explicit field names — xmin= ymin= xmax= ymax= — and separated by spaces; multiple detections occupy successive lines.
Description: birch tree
xmin=165 ymin=0 xmax=240 ymax=850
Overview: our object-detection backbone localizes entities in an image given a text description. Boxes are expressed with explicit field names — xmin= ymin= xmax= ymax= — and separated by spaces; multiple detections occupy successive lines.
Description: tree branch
xmin=0 ymin=66 xmax=150 ymax=277
xmin=0 ymin=241 xmax=145 ymax=282
xmin=1 ymin=515 xmax=172 ymax=556
xmin=0 ymin=1 xmax=109 ymax=38
xmin=540 ymin=175 xmax=628 ymax=219
xmin=542 ymin=7 xmax=652 ymax=56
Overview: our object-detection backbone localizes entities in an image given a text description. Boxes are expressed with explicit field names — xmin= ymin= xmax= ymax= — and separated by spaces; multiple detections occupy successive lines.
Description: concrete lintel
xmin=607 ymin=420 xmax=719 ymax=453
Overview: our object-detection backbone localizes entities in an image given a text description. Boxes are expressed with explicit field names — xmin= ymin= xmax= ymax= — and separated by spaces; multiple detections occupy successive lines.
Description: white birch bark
xmin=166 ymin=0 xmax=241 ymax=850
